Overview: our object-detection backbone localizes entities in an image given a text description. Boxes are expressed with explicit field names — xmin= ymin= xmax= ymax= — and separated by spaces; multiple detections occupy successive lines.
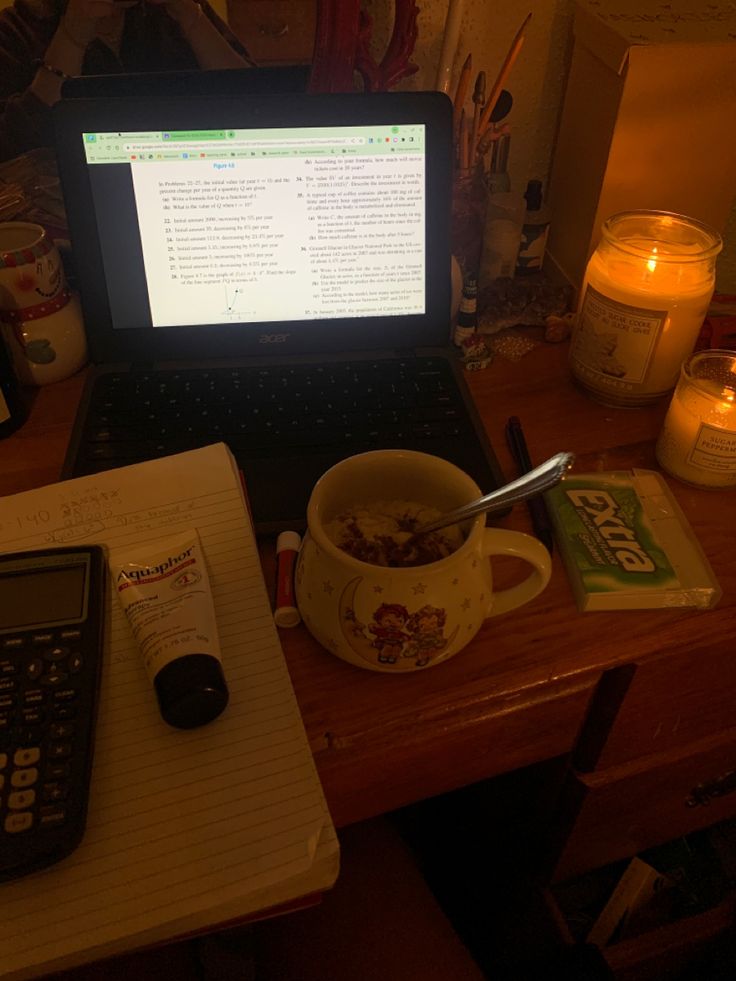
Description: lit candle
xmin=569 ymin=211 xmax=722 ymax=406
xmin=656 ymin=349 xmax=736 ymax=488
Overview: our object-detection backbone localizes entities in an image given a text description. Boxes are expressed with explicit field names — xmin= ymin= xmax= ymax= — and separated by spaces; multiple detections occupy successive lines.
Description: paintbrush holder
xmin=451 ymin=164 xmax=488 ymax=285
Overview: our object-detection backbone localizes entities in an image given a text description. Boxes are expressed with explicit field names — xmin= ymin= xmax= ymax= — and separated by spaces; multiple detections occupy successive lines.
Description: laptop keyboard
xmin=69 ymin=354 xmax=502 ymax=532
xmin=79 ymin=356 xmax=473 ymax=465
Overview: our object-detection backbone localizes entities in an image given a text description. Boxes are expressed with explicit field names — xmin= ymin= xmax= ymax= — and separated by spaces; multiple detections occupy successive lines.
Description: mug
xmin=295 ymin=450 xmax=552 ymax=673
xmin=0 ymin=222 xmax=87 ymax=385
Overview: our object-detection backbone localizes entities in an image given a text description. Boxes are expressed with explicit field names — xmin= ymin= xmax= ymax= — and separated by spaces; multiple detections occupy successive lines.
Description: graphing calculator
xmin=0 ymin=545 xmax=106 ymax=881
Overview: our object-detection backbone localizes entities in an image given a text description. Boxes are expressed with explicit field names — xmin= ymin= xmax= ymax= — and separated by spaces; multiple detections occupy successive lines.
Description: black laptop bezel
xmin=53 ymin=90 xmax=453 ymax=365
xmin=60 ymin=66 xmax=311 ymax=99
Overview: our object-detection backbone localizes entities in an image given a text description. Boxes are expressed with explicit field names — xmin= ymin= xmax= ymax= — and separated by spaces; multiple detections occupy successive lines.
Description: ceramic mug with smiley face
xmin=295 ymin=449 xmax=552 ymax=673
xmin=0 ymin=222 xmax=87 ymax=385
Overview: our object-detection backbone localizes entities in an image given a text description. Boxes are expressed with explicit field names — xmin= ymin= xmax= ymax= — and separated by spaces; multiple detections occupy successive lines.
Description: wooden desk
xmin=2 ymin=342 xmax=735 ymax=860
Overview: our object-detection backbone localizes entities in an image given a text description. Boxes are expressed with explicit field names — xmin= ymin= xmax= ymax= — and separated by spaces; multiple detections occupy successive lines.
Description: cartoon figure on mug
xmin=403 ymin=605 xmax=449 ymax=667
xmin=366 ymin=603 xmax=410 ymax=665
xmin=341 ymin=591 xmax=454 ymax=670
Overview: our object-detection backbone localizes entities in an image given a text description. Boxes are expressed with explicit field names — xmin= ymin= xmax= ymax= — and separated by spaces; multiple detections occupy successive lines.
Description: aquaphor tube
xmin=111 ymin=529 xmax=229 ymax=729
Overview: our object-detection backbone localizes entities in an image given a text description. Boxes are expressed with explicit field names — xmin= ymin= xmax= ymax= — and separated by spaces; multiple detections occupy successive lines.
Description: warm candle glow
xmin=656 ymin=350 xmax=736 ymax=488
xmin=570 ymin=212 xmax=721 ymax=407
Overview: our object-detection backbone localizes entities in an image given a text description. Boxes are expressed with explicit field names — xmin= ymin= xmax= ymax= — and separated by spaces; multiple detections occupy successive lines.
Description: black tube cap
xmin=154 ymin=653 xmax=229 ymax=729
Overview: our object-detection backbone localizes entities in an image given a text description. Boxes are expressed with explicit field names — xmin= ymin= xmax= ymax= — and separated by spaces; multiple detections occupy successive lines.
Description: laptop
xmin=60 ymin=65 xmax=311 ymax=100
xmin=53 ymin=89 xmax=504 ymax=535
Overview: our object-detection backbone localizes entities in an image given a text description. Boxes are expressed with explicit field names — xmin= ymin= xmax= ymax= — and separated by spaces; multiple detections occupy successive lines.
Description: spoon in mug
xmin=414 ymin=451 xmax=575 ymax=536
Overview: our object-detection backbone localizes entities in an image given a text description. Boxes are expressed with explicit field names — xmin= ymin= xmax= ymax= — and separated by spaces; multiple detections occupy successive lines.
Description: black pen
xmin=505 ymin=415 xmax=555 ymax=555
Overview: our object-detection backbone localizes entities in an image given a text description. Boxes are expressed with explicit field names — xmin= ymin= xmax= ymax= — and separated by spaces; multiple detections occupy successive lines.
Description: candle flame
xmin=718 ymin=385 xmax=735 ymax=412
xmin=646 ymin=246 xmax=658 ymax=273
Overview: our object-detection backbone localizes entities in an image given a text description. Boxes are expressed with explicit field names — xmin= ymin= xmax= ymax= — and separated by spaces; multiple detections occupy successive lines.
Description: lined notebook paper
xmin=0 ymin=443 xmax=339 ymax=980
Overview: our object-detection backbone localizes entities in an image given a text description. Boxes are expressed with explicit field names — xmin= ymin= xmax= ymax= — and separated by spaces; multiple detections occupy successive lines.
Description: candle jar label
xmin=688 ymin=423 xmax=736 ymax=474
xmin=570 ymin=285 xmax=667 ymax=397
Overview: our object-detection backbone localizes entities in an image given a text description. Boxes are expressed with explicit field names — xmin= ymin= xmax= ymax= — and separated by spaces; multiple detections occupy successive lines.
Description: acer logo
xmin=259 ymin=333 xmax=291 ymax=344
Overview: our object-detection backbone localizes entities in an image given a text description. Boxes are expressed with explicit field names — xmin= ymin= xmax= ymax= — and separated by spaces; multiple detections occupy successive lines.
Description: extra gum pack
xmin=544 ymin=470 xmax=722 ymax=612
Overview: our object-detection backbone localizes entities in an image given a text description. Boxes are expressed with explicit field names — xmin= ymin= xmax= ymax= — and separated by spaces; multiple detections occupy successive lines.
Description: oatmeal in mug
xmin=325 ymin=500 xmax=464 ymax=567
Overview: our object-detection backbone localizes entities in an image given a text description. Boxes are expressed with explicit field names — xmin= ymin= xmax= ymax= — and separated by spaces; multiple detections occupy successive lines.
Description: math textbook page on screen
xmin=0 ymin=443 xmax=339 ymax=981
xmin=130 ymin=152 xmax=425 ymax=326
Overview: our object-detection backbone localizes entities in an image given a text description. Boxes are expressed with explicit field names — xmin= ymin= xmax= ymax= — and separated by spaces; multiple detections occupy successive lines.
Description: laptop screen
xmin=54 ymin=92 xmax=452 ymax=364
xmin=83 ymin=122 xmax=426 ymax=331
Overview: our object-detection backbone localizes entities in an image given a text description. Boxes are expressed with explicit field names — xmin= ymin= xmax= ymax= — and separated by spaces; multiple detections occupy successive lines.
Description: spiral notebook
xmin=0 ymin=443 xmax=339 ymax=980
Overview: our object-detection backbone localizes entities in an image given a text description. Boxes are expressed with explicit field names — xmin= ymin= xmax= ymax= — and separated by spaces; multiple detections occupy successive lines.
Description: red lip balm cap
xmin=274 ymin=531 xmax=301 ymax=628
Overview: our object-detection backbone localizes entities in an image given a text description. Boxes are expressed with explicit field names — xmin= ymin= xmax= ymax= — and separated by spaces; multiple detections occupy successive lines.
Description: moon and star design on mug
xmin=299 ymin=571 xmax=463 ymax=671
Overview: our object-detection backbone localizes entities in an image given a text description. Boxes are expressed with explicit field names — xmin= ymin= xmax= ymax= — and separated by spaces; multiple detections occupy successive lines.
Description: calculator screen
xmin=0 ymin=564 xmax=87 ymax=631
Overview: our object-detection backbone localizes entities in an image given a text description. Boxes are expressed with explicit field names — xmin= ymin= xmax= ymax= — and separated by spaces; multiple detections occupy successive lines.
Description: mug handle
xmin=482 ymin=529 xmax=552 ymax=617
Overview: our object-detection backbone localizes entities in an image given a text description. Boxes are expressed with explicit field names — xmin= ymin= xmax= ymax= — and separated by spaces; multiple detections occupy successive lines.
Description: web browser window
xmin=82 ymin=125 xmax=426 ymax=329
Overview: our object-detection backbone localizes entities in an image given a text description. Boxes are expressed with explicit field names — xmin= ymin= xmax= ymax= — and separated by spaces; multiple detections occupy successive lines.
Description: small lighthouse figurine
xmin=454 ymin=277 xmax=478 ymax=347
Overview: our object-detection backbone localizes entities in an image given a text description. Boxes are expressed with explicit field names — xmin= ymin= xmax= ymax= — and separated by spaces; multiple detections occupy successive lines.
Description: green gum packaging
xmin=545 ymin=470 xmax=721 ymax=611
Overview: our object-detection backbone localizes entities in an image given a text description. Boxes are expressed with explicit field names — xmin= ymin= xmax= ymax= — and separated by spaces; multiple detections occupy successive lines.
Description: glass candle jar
xmin=656 ymin=349 xmax=736 ymax=488
xmin=569 ymin=211 xmax=722 ymax=407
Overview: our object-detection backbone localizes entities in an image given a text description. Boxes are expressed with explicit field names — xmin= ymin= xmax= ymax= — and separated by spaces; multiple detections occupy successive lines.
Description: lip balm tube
xmin=274 ymin=531 xmax=301 ymax=628
xmin=111 ymin=529 xmax=229 ymax=729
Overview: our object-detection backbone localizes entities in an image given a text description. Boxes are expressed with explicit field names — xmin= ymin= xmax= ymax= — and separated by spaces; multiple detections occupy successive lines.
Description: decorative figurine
xmin=460 ymin=332 xmax=492 ymax=371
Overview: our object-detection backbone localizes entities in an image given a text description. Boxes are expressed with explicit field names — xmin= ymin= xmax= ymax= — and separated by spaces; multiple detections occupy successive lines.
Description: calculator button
xmin=68 ymin=653 xmax=83 ymax=674
xmin=4 ymin=811 xmax=33 ymax=833
xmin=31 ymin=632 xmax=54 ymax=646
xmin=0 ymin=695 xmax=14 ymax=709
xmin=8 ymin=789 xmax=35 ymax=810
xmin=53 ymin=689 xmax=77 ymax=702
xmin=0 ymin=774 xmax=4 ymax=790
xmin=40 ymin=671 xmax=69 ymax=687
xmin=2 ymin=637 xmax=24 ymax=650
xmin=24 ymin=689 xmax=45 ymax=705
xmin=0 ymin=713 xmax=11 ymax=730
xmin=46 ymin=761 xmax=70 ymax=780
xmin=43 ymin=646 xmax=70 ymax=663
xmin=0 ymin=678 xmax=17 ymax=693
xmin=13 ymin=747 xmax=40 ymax=767
xmin=42 ymin=782 xmax=68 ymax=803
xmin=53 ymin=705 xmax=76 ymax=721
xmin=49 ymin=722 xmax=75 ymax=740
xmin=59 ymin=629 xmax=82 ymax=642
xmin=0 ymin=659 xmax=16 ymax=675
xmin=48 ymin=743 xmax=72 ymax=760
xmin=0 ymin=753 xmax=7 ymax=769
xmin=11 ymin=767 xmax=38 ymax=788
xmin=26 ymin=659 xmax=44 ymax=682
xmin=21 ymin=708 xmax=44 ymax=725
xmin=39 ymin=806 xmax=66 ymax=827
xmin=16 ymin=728 xmax=43 ymax=747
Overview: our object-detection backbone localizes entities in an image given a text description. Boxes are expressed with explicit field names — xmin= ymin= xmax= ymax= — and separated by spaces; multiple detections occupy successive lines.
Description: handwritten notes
xmin=0 ymin=444 xmax=339 ymax=980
